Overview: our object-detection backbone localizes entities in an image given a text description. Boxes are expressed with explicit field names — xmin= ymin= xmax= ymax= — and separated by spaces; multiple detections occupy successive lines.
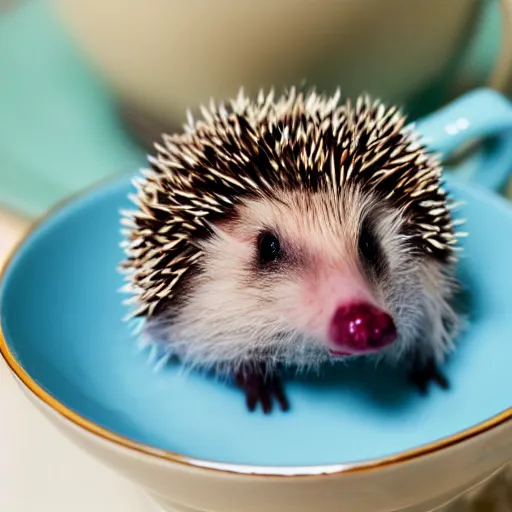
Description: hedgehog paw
xmin=408 ymin=355 xmax=449 ymax=395
xmin=235 ymin=366 xmax=289 ymax=414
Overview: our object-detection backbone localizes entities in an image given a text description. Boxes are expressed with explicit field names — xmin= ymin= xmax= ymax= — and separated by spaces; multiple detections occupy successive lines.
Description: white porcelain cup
xmin=51 ymin=0 xmax=510 ymax=125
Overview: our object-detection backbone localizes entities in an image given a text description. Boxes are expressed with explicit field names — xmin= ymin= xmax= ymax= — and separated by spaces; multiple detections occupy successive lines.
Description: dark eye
xmin=358 ymin=216 xmax=385 ymax=277
xmin=257 ymin=231 xmax=281 ymax=265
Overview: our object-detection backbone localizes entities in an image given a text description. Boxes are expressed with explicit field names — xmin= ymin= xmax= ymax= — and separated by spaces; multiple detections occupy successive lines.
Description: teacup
xmin=53 ymin=0 xmax=512 ymax=124
xmin=2 ymin=88 xmax=512 ymax=512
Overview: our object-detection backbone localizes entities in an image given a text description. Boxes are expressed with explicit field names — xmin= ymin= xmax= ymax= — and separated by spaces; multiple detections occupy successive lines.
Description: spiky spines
xmin=120 ymin=87 xmax=461 ymax=319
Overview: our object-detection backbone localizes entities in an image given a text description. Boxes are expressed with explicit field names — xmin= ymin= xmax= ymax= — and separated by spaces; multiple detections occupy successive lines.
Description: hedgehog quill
xmin=119 ymin=87 xmax=465 ymax=414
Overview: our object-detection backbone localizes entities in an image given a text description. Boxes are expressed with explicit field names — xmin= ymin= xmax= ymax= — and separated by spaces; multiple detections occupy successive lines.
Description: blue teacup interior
xmin=1 ymin=174 xmax=511 ymax=467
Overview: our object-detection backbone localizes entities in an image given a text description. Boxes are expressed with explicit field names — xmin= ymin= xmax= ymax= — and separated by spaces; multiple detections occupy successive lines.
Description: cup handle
xmin=414 ymin=88 xmax=512 ymax=193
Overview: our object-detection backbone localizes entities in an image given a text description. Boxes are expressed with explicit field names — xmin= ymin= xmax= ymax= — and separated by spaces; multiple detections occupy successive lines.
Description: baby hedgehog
xmin=120 ymin=87 xmax=463 ymax=413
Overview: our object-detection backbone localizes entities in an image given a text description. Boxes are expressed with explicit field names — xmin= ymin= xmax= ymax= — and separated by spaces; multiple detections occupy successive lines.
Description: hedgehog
xmin=119 ymin=87 xmax=465 ymax=414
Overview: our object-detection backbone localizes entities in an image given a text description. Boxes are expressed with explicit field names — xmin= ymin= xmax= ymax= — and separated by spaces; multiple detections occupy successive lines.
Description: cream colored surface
xmin=0 ymin=208 xmax=29 ymax=264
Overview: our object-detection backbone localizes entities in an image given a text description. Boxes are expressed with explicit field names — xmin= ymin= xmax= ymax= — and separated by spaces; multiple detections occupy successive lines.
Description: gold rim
xmin=1 ymin=173 xmax=512 ymax=477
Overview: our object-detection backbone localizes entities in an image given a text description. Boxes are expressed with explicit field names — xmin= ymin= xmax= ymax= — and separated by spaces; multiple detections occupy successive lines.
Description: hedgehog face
xmin=121 ymin=87 xmax=462 ymax=374
xmin=150 ymin=186 xmax=458 ymax=373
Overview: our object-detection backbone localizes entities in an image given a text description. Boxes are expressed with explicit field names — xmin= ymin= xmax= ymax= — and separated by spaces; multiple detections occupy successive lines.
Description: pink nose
xmin=328 ymin=302 xmax=397 ymax=354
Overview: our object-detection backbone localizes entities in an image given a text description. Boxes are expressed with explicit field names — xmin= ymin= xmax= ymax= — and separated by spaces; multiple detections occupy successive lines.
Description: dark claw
xmin=409 ymin=355 xmax=449 ymax=395
xmin=235 ymin=365 xmax=289 ymax=414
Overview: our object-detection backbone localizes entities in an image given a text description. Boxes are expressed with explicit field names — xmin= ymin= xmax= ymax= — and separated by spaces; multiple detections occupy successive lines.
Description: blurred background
xmin=1 ymin=0 xmax=512 ymax=261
